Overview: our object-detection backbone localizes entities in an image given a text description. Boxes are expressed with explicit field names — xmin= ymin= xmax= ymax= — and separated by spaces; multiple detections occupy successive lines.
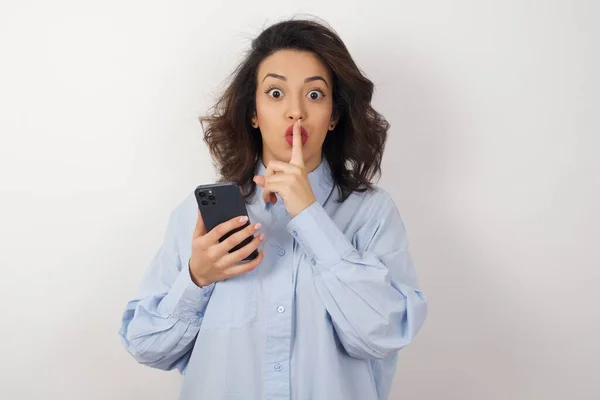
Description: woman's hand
xmin=189 ymin=210 xmax=264 ymax=287
xmin=253 ymin=120 xmax=317 ymax=218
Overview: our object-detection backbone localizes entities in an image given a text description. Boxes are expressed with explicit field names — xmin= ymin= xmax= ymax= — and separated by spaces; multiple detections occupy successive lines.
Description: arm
xmin=287 ymin=191 xmax=428 ymax=360
xmin=118 ymin=209 xmax=214 ymax=373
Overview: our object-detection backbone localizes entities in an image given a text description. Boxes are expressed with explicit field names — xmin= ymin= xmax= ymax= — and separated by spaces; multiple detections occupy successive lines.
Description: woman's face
xmin=253 ymin=49 xmax=336 ymax=172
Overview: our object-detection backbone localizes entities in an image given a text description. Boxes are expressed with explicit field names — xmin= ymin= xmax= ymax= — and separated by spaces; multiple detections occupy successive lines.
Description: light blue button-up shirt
xmin=119 ymin=157 xmax=427 ymax=400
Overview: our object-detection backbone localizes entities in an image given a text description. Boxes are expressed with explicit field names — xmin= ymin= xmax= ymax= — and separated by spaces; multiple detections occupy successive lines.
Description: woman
xmin=119 ymin=18 xmax=427 ymax=400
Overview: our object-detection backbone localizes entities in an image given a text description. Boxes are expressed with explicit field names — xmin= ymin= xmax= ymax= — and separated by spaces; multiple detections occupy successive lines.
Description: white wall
xmin=1 ymin=1 xmax=598 ymax=399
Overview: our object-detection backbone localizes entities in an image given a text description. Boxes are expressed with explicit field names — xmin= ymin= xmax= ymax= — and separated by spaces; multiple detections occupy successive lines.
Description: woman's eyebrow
xmin=262 ymin=73 xmax=286 ymax=83
xmin=262 ymin=73 xmax=329 ymax=87
xmin=304 ymin=76 xmax=329 ymax=87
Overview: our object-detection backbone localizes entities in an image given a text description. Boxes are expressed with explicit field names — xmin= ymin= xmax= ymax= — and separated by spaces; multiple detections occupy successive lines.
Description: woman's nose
xmin=286 ymin=97 xmax=305 ymax=120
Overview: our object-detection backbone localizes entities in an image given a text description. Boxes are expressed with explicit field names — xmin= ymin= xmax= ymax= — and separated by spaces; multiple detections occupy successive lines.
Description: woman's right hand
xmin=189 ymin=209 xmax=264 ymax=287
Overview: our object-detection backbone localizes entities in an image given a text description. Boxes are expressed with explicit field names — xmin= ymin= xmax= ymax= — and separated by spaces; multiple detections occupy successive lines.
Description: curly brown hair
xmin=200 ymin=18 xmax=390 ymax=203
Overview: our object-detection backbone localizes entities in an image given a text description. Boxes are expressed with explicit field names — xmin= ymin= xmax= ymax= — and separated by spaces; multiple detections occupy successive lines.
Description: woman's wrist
xmin=188 ymin=258 xmax=213 ymax=288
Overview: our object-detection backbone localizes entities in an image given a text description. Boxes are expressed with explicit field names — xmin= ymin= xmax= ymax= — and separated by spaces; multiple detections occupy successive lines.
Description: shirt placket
xmin=264 ymin=204 xmax=294 ymax=400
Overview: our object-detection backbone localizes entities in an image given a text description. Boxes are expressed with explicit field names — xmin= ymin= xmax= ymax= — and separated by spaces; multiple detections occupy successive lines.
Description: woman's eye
xmin=307 ymin=90 xmax=323 ymax=100
xmin=267 ymin=88 xmax=284 ymax=99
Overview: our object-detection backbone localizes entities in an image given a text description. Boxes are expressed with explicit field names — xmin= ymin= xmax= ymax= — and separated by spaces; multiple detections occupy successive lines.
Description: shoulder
xmin=329 ymin=183 xmax=407 ymax=235
xmin=171 ymin=190 xmax=197 ymax=218
xmin=166 ymin=190 xmax=199 ymax=237
xmin=338 ymin=184 xmax=399 ymax=218
xmin=335 ymin=184 xmax=410 ymax=251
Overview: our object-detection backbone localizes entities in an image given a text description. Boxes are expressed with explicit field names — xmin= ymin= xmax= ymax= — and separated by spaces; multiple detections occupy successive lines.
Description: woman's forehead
xmin=257 ymin=50 xmax=331 ymax=83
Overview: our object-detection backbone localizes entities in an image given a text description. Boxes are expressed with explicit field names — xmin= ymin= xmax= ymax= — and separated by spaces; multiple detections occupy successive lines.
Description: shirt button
xmin=274 ymin=363 xmax=282 ymax=371
xmin=292 ymin=230 xmax=298 ymax=237
xmin=197 ymin=311 xmax=204 ymax=318
xmin=311 ymin=258 xmax=316 ymax=265
xmin=278 ymin=249 xmax=285 ymax=256
xmin=277 ymin=305 xmax=285 ymax=313
xmin=203 ymin=290 xmax=211 ymax=298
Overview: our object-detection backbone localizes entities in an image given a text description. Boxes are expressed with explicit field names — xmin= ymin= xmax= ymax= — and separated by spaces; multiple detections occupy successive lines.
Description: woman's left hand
xmin=253 ymin=120 xmax=317 ymax=218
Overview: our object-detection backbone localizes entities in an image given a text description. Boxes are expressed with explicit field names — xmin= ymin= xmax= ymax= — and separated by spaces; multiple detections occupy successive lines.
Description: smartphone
xmin=194 ymin=182 xmax=259 ymax=262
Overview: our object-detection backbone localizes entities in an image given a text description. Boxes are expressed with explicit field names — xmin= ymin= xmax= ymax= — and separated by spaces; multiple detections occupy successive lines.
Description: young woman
xmin=119 ymin=18 xmax=427 ymax=400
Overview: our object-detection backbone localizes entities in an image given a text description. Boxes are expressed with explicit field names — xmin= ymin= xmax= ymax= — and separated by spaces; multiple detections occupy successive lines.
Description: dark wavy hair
xmin=200 ymin=18 xmax=389 ymax=203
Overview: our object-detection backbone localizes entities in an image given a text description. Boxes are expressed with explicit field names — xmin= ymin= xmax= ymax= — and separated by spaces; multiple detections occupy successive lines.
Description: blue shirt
xmin=119 ymin=157 xmax=427 ymax=400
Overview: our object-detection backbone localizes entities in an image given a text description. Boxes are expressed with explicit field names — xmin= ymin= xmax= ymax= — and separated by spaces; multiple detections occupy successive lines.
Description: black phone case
xmin=194 ymin=182 xmax=258 ymax=262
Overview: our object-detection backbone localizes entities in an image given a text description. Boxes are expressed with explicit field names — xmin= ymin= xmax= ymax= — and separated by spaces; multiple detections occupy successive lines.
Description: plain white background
xmin=1 ymin=0 xmax=598 ymax=399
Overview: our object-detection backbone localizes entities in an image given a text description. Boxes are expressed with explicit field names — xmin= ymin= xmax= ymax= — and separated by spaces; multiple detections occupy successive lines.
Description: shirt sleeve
xmin=118 ymin=207 xmax=214 ymax=373
xmin=286 ymin=191 xmax=428 ymax=360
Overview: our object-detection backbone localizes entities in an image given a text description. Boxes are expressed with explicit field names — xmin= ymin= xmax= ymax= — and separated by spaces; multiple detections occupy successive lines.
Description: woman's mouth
xmin=285 ymin=125 xmax=309 ymax=146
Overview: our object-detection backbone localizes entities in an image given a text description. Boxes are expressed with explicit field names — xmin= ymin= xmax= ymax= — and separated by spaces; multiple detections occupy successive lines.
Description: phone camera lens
xmin=199 ymin=191 xmax=206 ymax=197
xmin=201 ymin=199 xmax=208 ymax=206
xmin=208 ymin=195 xmax=215 ymax=201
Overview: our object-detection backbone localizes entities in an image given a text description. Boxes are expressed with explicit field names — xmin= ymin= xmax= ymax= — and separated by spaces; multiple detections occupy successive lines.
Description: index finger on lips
xmin=290 ymin=119 xmax=304 ymax=168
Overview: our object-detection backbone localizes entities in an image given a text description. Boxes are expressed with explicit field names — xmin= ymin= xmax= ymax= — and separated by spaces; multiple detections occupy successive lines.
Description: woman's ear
xmin=329 ymin=116 xmax=339 ymax=131
xmin=251 ymin=116 xmax=258 ymax=129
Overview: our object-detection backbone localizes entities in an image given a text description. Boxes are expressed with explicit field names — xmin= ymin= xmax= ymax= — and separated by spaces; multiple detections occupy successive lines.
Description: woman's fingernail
xmin=254 ymin=223 xmax=262 ymax=230
xmin=259 ymin=233 xmax=265 ymax=240
xmin=239 ymin=216 xmax=248 ymax=223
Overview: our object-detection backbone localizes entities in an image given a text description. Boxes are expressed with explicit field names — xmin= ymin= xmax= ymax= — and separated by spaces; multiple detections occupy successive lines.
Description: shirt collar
xmin=254 ymin=157 xmax=335 ymax=210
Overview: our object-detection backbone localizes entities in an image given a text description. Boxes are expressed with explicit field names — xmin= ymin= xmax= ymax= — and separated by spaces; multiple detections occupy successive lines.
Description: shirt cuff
xmin=157 ymin=263 xmax=215 ymax=323
xmin=286 ymin=201 xmax=355 ymax=272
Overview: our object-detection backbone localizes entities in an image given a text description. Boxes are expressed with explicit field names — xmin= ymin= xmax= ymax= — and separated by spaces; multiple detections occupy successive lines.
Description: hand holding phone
xmin=189 ymin=212 xmax=264 ymax=287
xmin=189 ymin=183 xmax=264 ymax=286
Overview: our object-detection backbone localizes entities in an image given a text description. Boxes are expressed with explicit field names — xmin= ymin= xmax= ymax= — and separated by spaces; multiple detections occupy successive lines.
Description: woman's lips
xmin=285 ymin=125 xmax=308 ymax=146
